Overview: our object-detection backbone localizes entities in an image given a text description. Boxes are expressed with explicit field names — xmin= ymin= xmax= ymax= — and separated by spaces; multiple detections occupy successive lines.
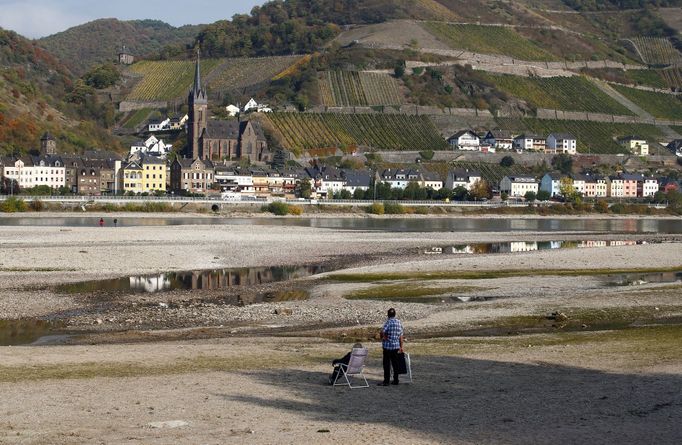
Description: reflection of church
xmin=187 ymin=52 xmax=270 ymax=162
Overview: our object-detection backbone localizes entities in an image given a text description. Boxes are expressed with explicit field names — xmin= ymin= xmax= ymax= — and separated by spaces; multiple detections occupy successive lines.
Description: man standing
xmin=379 ymin=308 xmax=404 ymax=386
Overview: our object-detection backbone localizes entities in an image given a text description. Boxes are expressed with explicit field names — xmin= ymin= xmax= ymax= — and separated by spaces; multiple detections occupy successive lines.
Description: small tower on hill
xmin=118 ymin=45 xmax=134 ymax=65
xmin=187 ymin=49 xmax=208 ymax=160
xmin=40 ymin=132 xmax=57 ymax=155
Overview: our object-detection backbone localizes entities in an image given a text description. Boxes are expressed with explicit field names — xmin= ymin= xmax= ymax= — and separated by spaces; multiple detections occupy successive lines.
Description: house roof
xmin=620 ymin=173 xmax=644 ymax=181
xmin=449 ymin=130 xmax=478 ymax=140
xmin=515 ymin=133 xmax=544 ymax=140
xmin=486 ymin=129 xmax=513 ymax=139
xmin=449 ymin=168 xmax=481 ymax=181
xmin=544 ymin=172 xmax=563 ymax=180
xmin=420 ymin=170 xmax=441 ymax=182
xmin=342 ymin=169 xmax=371 ymax=187
xmin=240 ymin=120 xmax=267 ymax=139
xmin=508 ymin=175 xmax=536 ymax=183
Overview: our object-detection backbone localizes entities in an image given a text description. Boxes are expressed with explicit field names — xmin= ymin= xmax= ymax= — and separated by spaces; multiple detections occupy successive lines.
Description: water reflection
xmin=0 ymin=319 xmax=64 ymax=346
xmin=56 ymin=265 xmax=329 ymax=294
xmin=430 ymin=240 xmax=647 ymax=255
xmin=0 ymin=216 xmax=681 ymax=234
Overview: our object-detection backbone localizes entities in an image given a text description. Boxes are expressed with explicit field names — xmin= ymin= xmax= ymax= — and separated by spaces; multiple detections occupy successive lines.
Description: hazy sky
xmin=0 ymin=0 xmax=267 ymax=39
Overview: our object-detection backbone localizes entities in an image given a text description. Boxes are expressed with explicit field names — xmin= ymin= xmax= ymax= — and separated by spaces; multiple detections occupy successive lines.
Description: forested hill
xmin=189 ymin=0 xmax=459 ymax=58
xmin=562 ymin=0 xmax=682 ymax=10
xmin=37 ymin=19 xmax=203 ymax=76
xmin=0 ymin=27 xmax=120 ymax=155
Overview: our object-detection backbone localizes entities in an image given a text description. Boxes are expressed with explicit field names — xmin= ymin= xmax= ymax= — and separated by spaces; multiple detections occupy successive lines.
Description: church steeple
xmin=190 ymin=48 xmax=207 ymax=104
xmin=187 ymin=48 xmax=208 ymax=159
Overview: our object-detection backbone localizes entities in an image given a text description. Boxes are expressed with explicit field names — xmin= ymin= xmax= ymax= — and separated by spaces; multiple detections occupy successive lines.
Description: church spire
xmin=192 ymin=48 xmax=202 ymax=95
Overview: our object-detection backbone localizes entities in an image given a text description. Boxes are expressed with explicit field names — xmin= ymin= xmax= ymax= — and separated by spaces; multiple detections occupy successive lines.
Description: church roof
xmin=202 ymin=120 xmax=240 ymax=139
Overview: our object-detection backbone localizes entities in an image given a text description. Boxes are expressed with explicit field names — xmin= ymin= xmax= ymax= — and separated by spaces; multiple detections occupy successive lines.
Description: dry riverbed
xmin=1 ymin=222 xmax=681 ymax=444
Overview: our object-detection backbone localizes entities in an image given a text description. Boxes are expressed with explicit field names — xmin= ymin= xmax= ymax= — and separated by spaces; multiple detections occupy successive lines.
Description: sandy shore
xmin=0 ymin=221 xmax=681 ymax=444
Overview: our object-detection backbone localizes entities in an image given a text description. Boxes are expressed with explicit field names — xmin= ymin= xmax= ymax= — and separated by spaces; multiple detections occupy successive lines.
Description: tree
xmin=537 ymin=190 xmax=551 ymax=201
xmin=500 ymin=155 xmax=515 ymax=167
xmin=524 ymin=191 xmax=537 ymax=202
xmin=451 ymin=186 xmax=469 ymax=201
xmin=83 ymin=63 xmax=120 ymax=89
xmin=469 ymin=179 xmax=492 ymax=200
xmin=559 ymin=177 xmax=580 ymax=202
xmin=298 ymin=178 xmax=312 ymax=199
xmin=353 ymin=188 xmax=365 ymax=200
xmin=552 ymin=154 xmax=574 ymax=175
xmin=0 ymin=177 xmax=20 ymax=195
xmin=394 ymin=60 xmax=406 ymax=78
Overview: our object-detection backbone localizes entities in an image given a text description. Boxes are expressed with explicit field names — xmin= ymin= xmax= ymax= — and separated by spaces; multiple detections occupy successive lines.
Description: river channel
xmin=1 ymin=216 xmax=681 ymax=233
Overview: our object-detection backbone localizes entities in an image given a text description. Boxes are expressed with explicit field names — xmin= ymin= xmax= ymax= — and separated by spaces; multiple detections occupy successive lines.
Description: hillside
xmin=0 ymin=27 xmax=120 ymax=155
xmin=38 ymin=19 xmax=203 ymax=76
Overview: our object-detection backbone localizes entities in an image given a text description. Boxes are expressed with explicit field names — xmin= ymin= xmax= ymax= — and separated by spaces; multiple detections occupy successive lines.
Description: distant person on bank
xmin=328 ymin=342 xmax=364 ymax=384
xmin=378 ymin=308 xmax=404 ymax=386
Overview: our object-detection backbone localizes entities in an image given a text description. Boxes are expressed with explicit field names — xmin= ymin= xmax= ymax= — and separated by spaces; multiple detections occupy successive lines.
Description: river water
xmin=1 ymin=216 xmax=681 ymax=233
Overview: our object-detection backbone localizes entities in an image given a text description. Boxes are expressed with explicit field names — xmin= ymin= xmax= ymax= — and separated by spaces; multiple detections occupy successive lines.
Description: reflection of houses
xmin=130 ymin=274 xmax=171 ymax=293
xmin=508 ymin=242 xmax=538 ymax=253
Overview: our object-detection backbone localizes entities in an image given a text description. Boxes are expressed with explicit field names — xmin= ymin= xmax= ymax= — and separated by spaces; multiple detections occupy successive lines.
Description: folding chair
xmin=332 ymin=347 xmax=370 ymax=389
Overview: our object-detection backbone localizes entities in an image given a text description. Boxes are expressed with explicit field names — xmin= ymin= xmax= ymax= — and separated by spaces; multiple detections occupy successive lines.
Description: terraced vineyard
xmin=207 ymin=56 xmax=305 ymax=92
xmin=611 ymin=84 xmax=682 ymax=120
xmin=263 ymin=113 xmax=447 ymax=153
xmin=629 ymin=37 xmax=682 ymax=66
xmin=319 ymin=71 xmax=403 ymax=106
xmin=423 ymin=23 xmax=556 ymax=61
xmin=450 ymin=161 xmax=534 ymax=186
xmin=127 ymin=59 xmax=221 ymax=101
xmin=481 ymin=74 xmax=634 ymax=116
xmin=661 ymin=67 xmax=682 ymax=89
xmin=495 ymin=118 xmax=667 ymax=154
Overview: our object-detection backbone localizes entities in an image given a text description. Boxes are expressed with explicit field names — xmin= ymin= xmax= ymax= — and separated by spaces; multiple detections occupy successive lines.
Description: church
xmin=186 ymin=53 xmax=270 ymax=163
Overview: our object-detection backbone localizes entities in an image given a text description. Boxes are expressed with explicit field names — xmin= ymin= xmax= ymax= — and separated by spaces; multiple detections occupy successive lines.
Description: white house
xmin=640 ymin=177 xmax=659 ymax=197
xmin=148 ymin=118 xmax=171 ymax=132
xmin=483 ymin=129 xmax=514 ymax=150
xmin=225 ymin=104 xmax=241 ymax=117
xmin=130 ymin=135 xmax=173 ymax=158
xmin=547 ymin=133 xmax=577 ymax=155
xmin=571 ymin=174 xmax=587 ymax=195
xmin=420 ymin=170 xmax=443 ymax=190
xmin=168 ymin=114 xmax=188 ymax=131
xmin=380 ymin=168 xmax=418 ymax=189
xmin=2 ymin=157 xmax=35 ymax=189
xmin=243 ymin=98 xmax=272 ymax=113
xmin=214 ymin=167 xmax=255 ymax=194
xmin=31 ymin=155 xmax=66 ymax=190
xmin=500 ymin=175 xmax=538 ymax=197
xmin=447 ymin=130 xmax=480 ymax=150
xmin=540 ymin=172 xmax=563 ymax=197
xmin=446 ymin=169 xmax=482 ymax=191
xmin=513 ymin=134 xmax=546 ymax=151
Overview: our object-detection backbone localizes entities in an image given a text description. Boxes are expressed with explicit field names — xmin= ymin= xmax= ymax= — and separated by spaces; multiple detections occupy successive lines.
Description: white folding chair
xmin=332 ymin=347 xmax=369 ymax=389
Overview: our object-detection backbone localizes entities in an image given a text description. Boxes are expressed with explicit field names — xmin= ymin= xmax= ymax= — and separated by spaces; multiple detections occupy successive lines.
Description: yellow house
xmin=141 ymin=156 xmax=167 ymax=193
xmin=122 ymin=161 xmax=143 ymax=194
xmin=619 ymin=137 xmax=649 ymax=156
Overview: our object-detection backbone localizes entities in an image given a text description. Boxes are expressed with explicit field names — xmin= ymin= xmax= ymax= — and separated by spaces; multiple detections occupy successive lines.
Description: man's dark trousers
xmin=383 ymin=348 xmax=400 ymax=384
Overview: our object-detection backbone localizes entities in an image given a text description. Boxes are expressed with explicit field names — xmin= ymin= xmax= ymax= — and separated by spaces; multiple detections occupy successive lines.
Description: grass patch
xmin=329 ymin=266 xmax=682 ymax=283
xmin=0 ymin=352 xmax=330 ymax=383
xmin=346 ymin=283 xmax=481 ymax=300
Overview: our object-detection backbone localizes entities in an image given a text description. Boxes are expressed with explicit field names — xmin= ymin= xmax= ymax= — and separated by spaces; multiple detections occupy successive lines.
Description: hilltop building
xmin=118 ymin=46 xmax=134 ymax=65
xmin=186 ymin=52 xmax=270 ymax=163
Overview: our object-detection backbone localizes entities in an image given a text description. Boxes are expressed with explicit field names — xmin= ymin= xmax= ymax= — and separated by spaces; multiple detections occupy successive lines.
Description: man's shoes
xmin=377 ymin=382 xmax=390 ymax=386
xmin=391 ymin=381 xmax=399 ymax=385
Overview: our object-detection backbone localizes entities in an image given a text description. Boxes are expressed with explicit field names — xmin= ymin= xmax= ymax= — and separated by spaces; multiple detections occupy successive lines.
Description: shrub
xmin=536 ymin=190 xmax=551 ymax=201
xmin=524 ymin=191 xmax=536 ymax=202
xmin=500 ymin=155 xmax=515 ymax=167
xmin=0 ymin=197 xmax=27 ymax=213
xmin=265 ymin=202 xmax=290 ymax=216
xmin=28 ymin=199 xmax=44 ymax=211
xmin=384 ymin=202 xmax=405 ymax=214
xmin=414 ymin=206 xmax=430 ymax=214
xmin=288 ymin=205 xmax=303 ymax=215
xmin=594 ymin=200 xmax=609 ymax=213
xmin=368 ymin=202 xmax=385 ymax=215
xmin=419 ymin=149 xmax=434 ymax=160
xmin=610 ymin=203 xmax=626 ymax=214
